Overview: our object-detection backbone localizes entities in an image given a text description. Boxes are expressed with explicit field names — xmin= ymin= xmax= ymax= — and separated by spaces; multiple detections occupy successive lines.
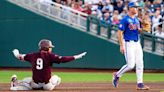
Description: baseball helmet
xmin=38 ymin=39 xmax=54 ymax=49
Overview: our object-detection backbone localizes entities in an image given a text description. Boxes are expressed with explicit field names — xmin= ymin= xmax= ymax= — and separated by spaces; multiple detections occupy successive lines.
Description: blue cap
xmin=128 ymin=2 xmax=139 ymax=8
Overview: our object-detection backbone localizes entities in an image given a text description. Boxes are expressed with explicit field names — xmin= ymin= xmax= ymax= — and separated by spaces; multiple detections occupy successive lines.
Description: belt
xmin=125 ymin=40 xmax=138 ymax=42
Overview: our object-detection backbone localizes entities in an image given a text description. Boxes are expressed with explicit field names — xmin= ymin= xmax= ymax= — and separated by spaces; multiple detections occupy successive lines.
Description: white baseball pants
xmin=116 ymin=40 xmax=144 ymax=83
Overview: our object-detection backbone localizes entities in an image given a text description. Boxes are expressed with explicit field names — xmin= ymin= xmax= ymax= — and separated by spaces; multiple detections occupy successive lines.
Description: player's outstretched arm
xmin=12 ymin=49 xmax=26 ymax=61
xmin=74 ymin=52 xmax=87 ymax=60
xmin=52 ymin=52 xmax=87 ymax=63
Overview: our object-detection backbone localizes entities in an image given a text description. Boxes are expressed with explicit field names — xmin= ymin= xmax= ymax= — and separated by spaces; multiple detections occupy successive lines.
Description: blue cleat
xmin=137 ymin=83 xmax=149 ymax=90
xmin=112 ymin=72 xmax=119 ymax=88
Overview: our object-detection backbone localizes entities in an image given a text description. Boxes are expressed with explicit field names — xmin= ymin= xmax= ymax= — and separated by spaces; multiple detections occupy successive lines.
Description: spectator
xmin=90 ymin=0 xmax=99 ymax=11
xmin=72 ymin=1 xmax=83 ymax=12
xmin=79 ymin=0 xmax=83 ymax=7
xmin=155 ymin=24 xmax=164 ymax=38
xmin=55 ymin=0 xmax=61 ymax=4
xmin=97 ymin=1 xmax=104 ymax=11
xmin=100 ymin=12 xmax=111 ymax=24
xmin=114 ymin=0 xmax=124 ymax=14
xmin=111 ymin=15 xmax=120 ymax=25
xmin=65 ymin=0 xmax=72 ymax=7
xmin=96 ymin=9 xmax=103 ymax=18
xmin=147 ymin=0 xmax=161 ymax=13
xmin=144 ymin=5 xmax=152 ymax=14
xmin=82 ymin=3 xmax=92 ymax=15
xmin=141 ymin=13 xmax=152 ymax=33
xmin=138 ymin=0 xmax=145 ymax=8
xmin=144 ymin=0 xmax=151 ymax=6
xmin=147 ymin=0 xmax=154 ymax=3
xmin=106 ymin=0 xmax=114 ymax=12
xmin=102 ymin=1 xmax=114 ymax=14
xmin=120 ymin=8 xmax=128 ymax=18
xmin=152 ymin=10 xmax=162 ymax=25
xmin=91 ymin=11 xmax=97 ymax=17
xmin=154 ymin=0 xmax=162 ymax=9
xmin=45 ymin=0 xmax=163 ymax=36
xmin=111 ymin=10 xmax=122 ymax=20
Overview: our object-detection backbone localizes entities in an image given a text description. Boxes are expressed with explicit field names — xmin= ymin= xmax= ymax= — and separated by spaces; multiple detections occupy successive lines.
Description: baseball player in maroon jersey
xmin=10 ymin=39 xmax=87 ymax=90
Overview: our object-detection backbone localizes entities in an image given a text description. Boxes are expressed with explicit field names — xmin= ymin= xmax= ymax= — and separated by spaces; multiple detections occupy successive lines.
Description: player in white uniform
xmin=112 ymin=2 xmax=149 ymax=90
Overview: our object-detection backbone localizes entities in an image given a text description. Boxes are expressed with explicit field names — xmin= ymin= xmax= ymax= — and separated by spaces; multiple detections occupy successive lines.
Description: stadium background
xmin=0 ymin=0 xmax=163 ymax=69
xmin=0 ymin=0 xmax=164 ymax=92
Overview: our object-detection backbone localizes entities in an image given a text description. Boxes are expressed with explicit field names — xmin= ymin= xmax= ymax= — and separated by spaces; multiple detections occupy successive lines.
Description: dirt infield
xmin=1 ymin=82 xmax=164 ymax=92
xmin=1 ymin=68 xmax=164 ymax=92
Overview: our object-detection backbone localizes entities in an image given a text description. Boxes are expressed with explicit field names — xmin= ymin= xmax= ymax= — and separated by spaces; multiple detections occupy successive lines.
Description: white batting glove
xmin=12 ymin=49 xmax=20 ymax=58
xmin=74 ymin=52 xmax=87 ymax=60
xmin=12 ymin=49 xmax=26 ymax=60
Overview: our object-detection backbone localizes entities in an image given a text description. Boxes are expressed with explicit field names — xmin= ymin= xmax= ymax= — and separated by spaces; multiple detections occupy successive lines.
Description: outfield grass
xmin=0 ymin=70 xmax=164 ymax=83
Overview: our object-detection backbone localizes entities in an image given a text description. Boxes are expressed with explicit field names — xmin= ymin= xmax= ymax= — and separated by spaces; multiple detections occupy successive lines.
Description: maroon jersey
xmin=24 ymin=51 xmax=75 ymax=83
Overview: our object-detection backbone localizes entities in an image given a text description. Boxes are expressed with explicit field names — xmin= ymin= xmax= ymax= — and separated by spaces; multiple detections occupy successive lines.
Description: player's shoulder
xmin=120 ymin=15 xmax=129 ymax=22
xmin=119 ymin=15 xmax=129 ymax=24
xmin=26 ymin=52 xmax=39 ymax=56
xmin=122 ymin=15 xmax=129 ymax=19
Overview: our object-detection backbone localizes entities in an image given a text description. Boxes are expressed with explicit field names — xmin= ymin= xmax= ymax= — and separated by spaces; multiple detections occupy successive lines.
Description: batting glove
xmin=74 ymin=52 xmax=87 ymax=60
xmin=12 ymin=49 xmax=26 ymax=60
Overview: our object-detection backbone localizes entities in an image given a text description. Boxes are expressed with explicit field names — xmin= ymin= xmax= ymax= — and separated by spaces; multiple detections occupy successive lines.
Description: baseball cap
xmin=128 ymin=2 xmax=139 ymax=8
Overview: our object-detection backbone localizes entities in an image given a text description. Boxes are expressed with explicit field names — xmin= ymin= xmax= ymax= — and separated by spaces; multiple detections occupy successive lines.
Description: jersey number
xmin=36 ymin=58 xmax=43 ymax=70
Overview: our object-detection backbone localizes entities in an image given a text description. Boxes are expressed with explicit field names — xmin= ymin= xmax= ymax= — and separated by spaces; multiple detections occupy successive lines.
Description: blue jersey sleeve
xmin=118 ymin=18 xmax=126 ymax=31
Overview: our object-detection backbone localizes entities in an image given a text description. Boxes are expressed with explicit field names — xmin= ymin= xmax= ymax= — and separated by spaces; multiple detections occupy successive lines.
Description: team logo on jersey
xmin=128 ymin=23 xmax=138 ymax=30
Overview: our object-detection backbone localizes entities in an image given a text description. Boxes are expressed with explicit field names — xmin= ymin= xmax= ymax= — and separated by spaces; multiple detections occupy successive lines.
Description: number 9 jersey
xmin=24 ymin=52 xmax=75 ymax=84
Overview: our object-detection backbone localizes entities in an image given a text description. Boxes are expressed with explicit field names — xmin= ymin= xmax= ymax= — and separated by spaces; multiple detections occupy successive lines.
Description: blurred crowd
xmin=40 ymin=0 xmax=164 ymax=38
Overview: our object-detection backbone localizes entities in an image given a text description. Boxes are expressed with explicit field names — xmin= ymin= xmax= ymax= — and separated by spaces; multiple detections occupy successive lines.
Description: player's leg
xmin=135 ymin=42 xmax=143 ymax=84
xmin=31 ymin=81 xmax=43 ymax=89
xmin=116 ymin=42 xmax=136 ymax=77
xmin=135 ymin=43 xmax=149 ymax=90
xmin=43 ymin=75 xmax=61 ymax=90
xmin=10 ymin=75 xmax=32 ymax=90
xmin=113 ymin=42 xmax=136 ymax=87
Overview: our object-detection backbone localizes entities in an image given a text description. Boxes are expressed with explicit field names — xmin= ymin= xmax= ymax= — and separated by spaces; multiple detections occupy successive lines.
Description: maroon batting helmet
xmin=38 ymin=39 xmax=54 ymax=50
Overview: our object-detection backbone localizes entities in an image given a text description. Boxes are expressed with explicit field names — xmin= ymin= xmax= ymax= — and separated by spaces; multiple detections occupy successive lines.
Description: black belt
xmin=125 ymin=40 xmax=138 ymax=42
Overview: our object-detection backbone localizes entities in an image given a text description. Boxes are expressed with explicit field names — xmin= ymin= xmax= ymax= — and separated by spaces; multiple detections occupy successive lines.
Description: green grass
xmin=0 ymin=70 xmax=164 ymax=83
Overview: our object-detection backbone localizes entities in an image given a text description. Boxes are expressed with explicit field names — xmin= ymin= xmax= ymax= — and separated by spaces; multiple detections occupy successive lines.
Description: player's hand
xmin=74 ymin=52 xmax=87 ymax=60
xmin=12 ymin=49 xmax=20 ymax=58
xmin=12 ymin=49 xmax=25 ymax=60
xmin=120 ymin=46 xmax=125 ymax=54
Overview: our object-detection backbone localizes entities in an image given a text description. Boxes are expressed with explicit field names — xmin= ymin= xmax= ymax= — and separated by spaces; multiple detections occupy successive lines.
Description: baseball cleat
xmin=112 ymin=72 xmax=119 ymax=88
xmin=11 ymin=74 xmax=18 ymax=87
xmin=137 ymin=83 xmax=150 ymax=90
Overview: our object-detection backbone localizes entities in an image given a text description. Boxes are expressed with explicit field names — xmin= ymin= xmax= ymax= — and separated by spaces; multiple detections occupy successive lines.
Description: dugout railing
xmin=87 ymin=16 xmax=164 ymax=56
xmin=7 ymin=0 xmax=88 ymax=30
